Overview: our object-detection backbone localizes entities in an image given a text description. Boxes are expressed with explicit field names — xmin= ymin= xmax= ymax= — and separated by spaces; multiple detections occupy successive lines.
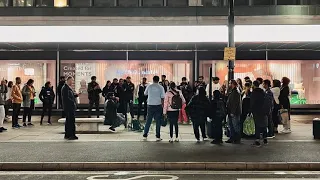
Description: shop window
xmin=253 ymin=0 xmax=274 ymax=5
xmin=167 ymin=0 xmax=188 ymax=7
xmin=36 ymin=0 xmax=54 ymax=6
xmin=277 ymin=0 xmax=299 ymax=5
xmin=142 ymin=0 xmax=163 ymax=7
xmin=304 ymin=0 xmax=320 ymax=4
xmin=94 ymin=0 xmax=114 ymax=7
xmin=118 ymin=0 xmax=138 ymax=7
xmin=235 ymin=0 xmax=249 ymax=6
xmin=60 ymin=60 xmax=192 ymax=104
xmin=54 ymin=0 xmax=67 ymax=7
xmin=200 ymin=60 xmax=320 ymax=105
xmin=70 ymin=0 xmax=90 ymax=7
xmin=0 ymin=0 xmax=8 ymax=6
xmin=13 ymin=0 xmax=34 ymax=6
xmin=0 ymin=60 xmax=56 ymax=106
xmin=202 ymin=0 xmax=223 ymax=6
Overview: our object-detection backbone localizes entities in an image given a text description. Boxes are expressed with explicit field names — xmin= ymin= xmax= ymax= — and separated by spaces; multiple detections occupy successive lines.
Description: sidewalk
xmin=0 ymin=115 xmax=316 ymax=142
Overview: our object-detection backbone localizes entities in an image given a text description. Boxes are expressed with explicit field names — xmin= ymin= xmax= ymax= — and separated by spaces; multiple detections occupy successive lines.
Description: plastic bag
xmin=243 ymin=114 xmax=255 ymax=136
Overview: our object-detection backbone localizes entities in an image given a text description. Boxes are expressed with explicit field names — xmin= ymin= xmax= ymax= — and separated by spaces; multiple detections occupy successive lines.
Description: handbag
xmin=161 ymin=114 xmax=168 ymax=127
xmin=243 ymin=114 xmax=255 ymax=136
xmin=279 ymin=109 xmax=289 ymax=125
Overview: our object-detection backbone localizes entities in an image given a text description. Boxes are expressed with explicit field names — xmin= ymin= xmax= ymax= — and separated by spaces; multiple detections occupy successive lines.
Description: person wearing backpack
xmin=250 ymin=81 xmax=268 ymax=147
xmin=210 ymin=90 xmax=226 ymax=144
xmin=163 ymin=82 xmax=186 ymax=143
xmin=186 ymin=87 xmax=210 ymax=142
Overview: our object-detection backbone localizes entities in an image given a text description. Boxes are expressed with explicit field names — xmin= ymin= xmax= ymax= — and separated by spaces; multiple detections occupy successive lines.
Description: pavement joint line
xmin=0 ymin=162 xmax=320 ymax=171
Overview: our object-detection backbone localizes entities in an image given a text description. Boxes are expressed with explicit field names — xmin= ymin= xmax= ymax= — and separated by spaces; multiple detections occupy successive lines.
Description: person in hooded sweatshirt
xmin=250 ymin=80 xmax=268 ymax=147
xmin=39 ymin=81 xmax=55 ymax=125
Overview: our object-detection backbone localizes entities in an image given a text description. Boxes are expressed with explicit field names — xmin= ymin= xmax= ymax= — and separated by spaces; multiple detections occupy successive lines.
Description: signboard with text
xmin=224 ymin=47 xmax=236 ymax=61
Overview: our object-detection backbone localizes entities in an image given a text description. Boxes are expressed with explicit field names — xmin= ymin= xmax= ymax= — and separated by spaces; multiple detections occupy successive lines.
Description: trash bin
xmin=313 ymin=118 xmax=320 ymax=139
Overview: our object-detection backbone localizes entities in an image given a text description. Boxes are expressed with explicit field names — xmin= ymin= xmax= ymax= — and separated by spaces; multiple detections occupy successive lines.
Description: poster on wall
xmin=75 ymin=63 xmax=96 ymax=104
xmin=60 ymin=63 xmax=76 ymax=90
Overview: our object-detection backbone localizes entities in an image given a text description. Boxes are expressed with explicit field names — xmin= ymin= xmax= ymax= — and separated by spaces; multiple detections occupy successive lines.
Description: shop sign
xmin=224 ymin=47 xmax=236 ymax=61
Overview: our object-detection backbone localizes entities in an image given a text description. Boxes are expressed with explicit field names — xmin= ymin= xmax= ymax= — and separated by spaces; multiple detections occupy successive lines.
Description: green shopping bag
xmin=243 ymin=114 xmax=255 ymax=136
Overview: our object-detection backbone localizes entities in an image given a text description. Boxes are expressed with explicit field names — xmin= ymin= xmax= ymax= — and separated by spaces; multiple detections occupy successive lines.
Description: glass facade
xmin=60 ymin=60 xmax=192 ymax=104
xmin=54 ymin=0 xmax=67 ymax=7
xmin=200 ymin=60 xmax=320 ymax=105
xmin=277 ymin=0 xmax=299 ymax=5
xmin=0 ymin=60 xmax=56 ymax=105
xmin=0 ymin=0 xmax=8 ymax=6
xmin=13 ymin=0 xmax=33 ymax=6
xmin=70 ymin=0 xmax=90 ymax=7
xmin=94 ymin=0 xmax=114 ymax=7
xmin=253 ymin=0 xmax=274 ymax=5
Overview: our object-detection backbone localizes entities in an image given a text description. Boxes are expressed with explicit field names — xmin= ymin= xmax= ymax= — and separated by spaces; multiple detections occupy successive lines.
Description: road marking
xmin=87 ymin=175 xmax=179 ymax=180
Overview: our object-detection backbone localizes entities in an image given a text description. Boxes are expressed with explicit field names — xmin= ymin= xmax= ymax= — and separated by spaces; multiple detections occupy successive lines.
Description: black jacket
xmin=123 ymin=82 xmax=135 ymax=101
xmin=241 ymin=91 xmax=251 ymax=115
xmin=160 ymin=81 xmax=168 ymax=93
xmin=279 ymin=86 xmax=290 ymax=110
xmin=102 ymin=85 xmax=114 ymax=99
xmin=186 ymin=95 xmax=211 ymax=122
xmin=87 ymin=81 xmax=102 ymax=101
xmin=178 ymin=82 xmax=193 ymax=103
xmin=39 ymin=86 xmax=55 ymax=104
xmin=227 ymin=88 xmax=242 ymax=116
xmin=137 ymin=83 xmax=148 ymax=101
xmin=61 ymin=84 xmax=77 ymax=111
xmin=250 ymin=88 xmax=265 ymax=114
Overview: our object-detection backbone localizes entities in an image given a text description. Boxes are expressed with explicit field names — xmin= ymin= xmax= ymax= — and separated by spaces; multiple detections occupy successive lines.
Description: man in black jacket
xmin=57 ymin=76 xmax=65 ymax=118
xmin=178 ymin=77 xmax=193 ymax=103
xmin=159 ymin=75 xmax=168 ymax=93
xmin=62 ymin=76 xmax=78 ymax=140
xmin=226 ymin=80 xmax=242 ymax=144
xmin=123 ymin=76 xmax=135 ymax=125
xmin=136 ymin=77 xmax=148 ymax=121
xmin=250 ymin=80 xmax=268 ymax=147
xmin=87 ymin=76 xmax=102 ymax=118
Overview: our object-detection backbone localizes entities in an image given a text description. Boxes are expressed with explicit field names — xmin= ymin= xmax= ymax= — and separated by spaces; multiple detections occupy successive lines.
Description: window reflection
xmin=0 ymin=0 xmax=8 ymax=6
xmin=54 ymin=0 xmax=67 ymax=7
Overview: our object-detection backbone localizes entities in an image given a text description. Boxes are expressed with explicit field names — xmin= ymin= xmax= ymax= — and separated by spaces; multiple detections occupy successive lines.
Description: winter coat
xmin=178 ymin=82 xmax=193 ymax=103
xmin=279 ymin=85 xmax=290 ymax=109
xmin=227 ymin=88 xmax=242 ymax=116
xmin=123 ymin=82 xmax=135 ymax=101
xmin=250 ymin=88 xmax=268 ymax=128
xmin=39 ymin=86 xmax=55 ymax=104
xmin=87 ymin=81 xmax=102 ymax=101
xmin=185 ymin=94 xmax=211 ymax=123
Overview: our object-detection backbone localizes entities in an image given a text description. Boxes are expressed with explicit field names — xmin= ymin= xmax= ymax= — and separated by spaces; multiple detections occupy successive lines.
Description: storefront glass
xmin=200 ymin=60 xmax=320 ymax=105
xmin=0 ymin=60 xmax=56 ymax=105
xmin=60 ymin=60 xmax=192 ymax=104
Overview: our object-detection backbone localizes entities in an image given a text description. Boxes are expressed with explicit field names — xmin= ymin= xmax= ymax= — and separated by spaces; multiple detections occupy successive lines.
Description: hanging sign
xmin=224 ymin=47 xmax=236 ymax=61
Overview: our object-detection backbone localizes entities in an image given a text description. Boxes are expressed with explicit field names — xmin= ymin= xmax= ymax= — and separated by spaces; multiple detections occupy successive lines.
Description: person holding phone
xmin=22 ymin=79 xmax=36 ymax=127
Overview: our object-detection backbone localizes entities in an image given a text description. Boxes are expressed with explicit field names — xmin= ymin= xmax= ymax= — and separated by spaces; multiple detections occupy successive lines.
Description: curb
xmin=1 ymin=162 xmax=320 ymax=171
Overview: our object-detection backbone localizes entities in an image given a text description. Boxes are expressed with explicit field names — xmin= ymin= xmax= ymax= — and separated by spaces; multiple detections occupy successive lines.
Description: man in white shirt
xmin=206 ymin=77 xmax=221 ymax=97
xmin=143 ymin=76 xmax=165 ymax=141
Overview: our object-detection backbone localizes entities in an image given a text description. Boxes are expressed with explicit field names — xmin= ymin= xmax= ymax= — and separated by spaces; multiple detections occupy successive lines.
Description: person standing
xmin=57 ymin=76 xmax=66 ymax=118
xmin=178 ymin=77 xmax=193 ymax=124
xmin=241 ymin=82 xmax=252 ymax=137
xmin=206 ymin=77 xmax=221 ymax=97
xmin=263 ymin=79 xmax=274 ymax=138
xmin=160 ymin=75 xmax=168 ymax=93
xmin=163 ymin=82 xmax=186 ymax=143
xmin=123 ymin=76 xmax=135 ymax=122
xmin=117 ymin=79 xmax=125 ymax=115
xmin=279 ymin=77 xmax=291 ymax=134
xmin=271 ymin=79 xmax=281 ymax=134
xmin=143 ymin=76 xmax=165 ymax=141
xmin=87 ymin=76 xmax=102 ymax=118
xmin=39 ymin=81 xmax=55 ymax=125
xmin=226 ymin=80 xmax=242 ymax=144
xmin=62 ymin=76 xmax=78 ymax=140
xmin=210 ymin=90 xmax=226 ymax=144
xmin=250 ymin=81 xmax=268 ymax=147
xmin=136 ymin=77 xmax=148 ymax=121
xmin=0 ymin=80 xmax=8 ymax=132
xmin=11 ymin=77 xmax=23 ymax=129
xmin=102 ymin=80 xmax=113 ymax=101
xmin=22 ymin=79 xmax=36 ymax=127
xmin=186 ymin=87 xmax=210 ymax=142
xmin=4 ymin=81 xmax=13 ymax=121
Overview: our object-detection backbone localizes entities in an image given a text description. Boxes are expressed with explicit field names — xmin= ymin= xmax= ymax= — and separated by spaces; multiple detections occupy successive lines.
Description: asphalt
xmin=0 ymin=171 xmax=320 ymax=180
xmin=0 ymin=141 xmax=319 ymax=163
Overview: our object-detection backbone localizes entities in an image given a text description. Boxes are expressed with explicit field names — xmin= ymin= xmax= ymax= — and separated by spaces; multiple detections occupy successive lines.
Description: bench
xmin=58 ymin=118 xmax=104 ymax=132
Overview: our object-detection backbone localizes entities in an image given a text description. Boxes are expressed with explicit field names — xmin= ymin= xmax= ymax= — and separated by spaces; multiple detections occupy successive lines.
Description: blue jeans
xmin=143 ymin=105 xmax=163 ymax=138
xmin=228 ymin=114 xmax=241 ymax=141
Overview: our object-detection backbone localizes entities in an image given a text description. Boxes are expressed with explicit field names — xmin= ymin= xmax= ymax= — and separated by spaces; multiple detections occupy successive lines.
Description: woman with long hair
xmin=236 ymin=78 xmax=243 ymax=93
xmin=163 ymin=82 xmax=186 ymax=143
xmin=102 ymin=80 xmax=113 ymax=101
xmin=279 ymin=77 xmax=291 ymax=133
xmin=186 ymin=87 xmax=211 ymax=142
xmin=39 ymin=81 xmax=55 ymax=125
xmin=22 ymin=79 xmax=36 ymax=127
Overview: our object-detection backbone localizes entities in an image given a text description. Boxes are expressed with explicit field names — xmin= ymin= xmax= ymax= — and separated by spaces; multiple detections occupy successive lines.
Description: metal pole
xmin=227 ymin=0 xmax=235 ymax=82
xmin=56 ymin=50 xmax=60 ymax=109
xmin=209 ymin=67 xmax=213 ymax=100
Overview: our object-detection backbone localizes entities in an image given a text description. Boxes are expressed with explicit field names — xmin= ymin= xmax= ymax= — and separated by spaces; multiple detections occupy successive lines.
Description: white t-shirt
xmin=6 ymin=87 xmax=12 ymax=101
xmin=144 ymin=83 xmax=165 ymax=106
xmin=271 ymin=87 xmax=280 ymax=104
xmin=206 ymin=82 xmax=221 ymax=96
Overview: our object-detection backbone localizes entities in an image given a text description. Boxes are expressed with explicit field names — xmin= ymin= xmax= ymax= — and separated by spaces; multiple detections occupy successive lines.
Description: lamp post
xmin=228 ymin=0 xmax=235 ymax=82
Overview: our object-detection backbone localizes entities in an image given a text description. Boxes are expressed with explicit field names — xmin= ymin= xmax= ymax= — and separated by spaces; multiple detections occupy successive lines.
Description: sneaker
xmin=203 ymin=137 xmax=208 ymax=141
xmin=47 ymin=122 xmax=52 ymax=125
xmin=281 ymin=129 xmax=292 ymax=134
xmin=27 ymin=123 xmax=34 ymax=126
xmin=267 ymin=135 xmax=275 ymax=139
xmin=13 ymin=125 xmax=20 ymax=129
xmin=225 ymin=139 xmax=233 ymax=144
xmin=156 ymin=138 xmax=163 ymax=142
xmin=263 ymin=139 xmax=268 ymax=145
xmin=183 ymin=122 xmax=188 ymax=125
xmin=16 ymin=124 xmax=22 ymax=128
xmin=196 ymin=139 xmax=200 ymax=143
xmin=175 ymin=138 xmax=179 ymax=142
xmin=23 ymin=123 xmax=27 ymax=127
xmin=142 ymin=134 xmax=148 ymax=140
xmin=169 ymin=138 xmax=173 ymax=143
xmin=109 ymin=127 xmax=116 ymax=132
xmin=252 ymin=141 xmax=261 ymax=147
xmin=0 ymin=127 xmax=7 ymax=131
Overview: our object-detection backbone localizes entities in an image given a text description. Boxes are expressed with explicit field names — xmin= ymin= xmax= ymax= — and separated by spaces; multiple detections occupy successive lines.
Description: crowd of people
xmin=0 ymin=74 xmax=292 ymax=147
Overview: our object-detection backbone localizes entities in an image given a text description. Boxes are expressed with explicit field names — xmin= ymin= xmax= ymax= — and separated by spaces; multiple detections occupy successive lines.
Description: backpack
xmin=170 ymin=91 xmax=183 ymax=109
xmin=262 ymin=91 xmax=274 ymax=115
